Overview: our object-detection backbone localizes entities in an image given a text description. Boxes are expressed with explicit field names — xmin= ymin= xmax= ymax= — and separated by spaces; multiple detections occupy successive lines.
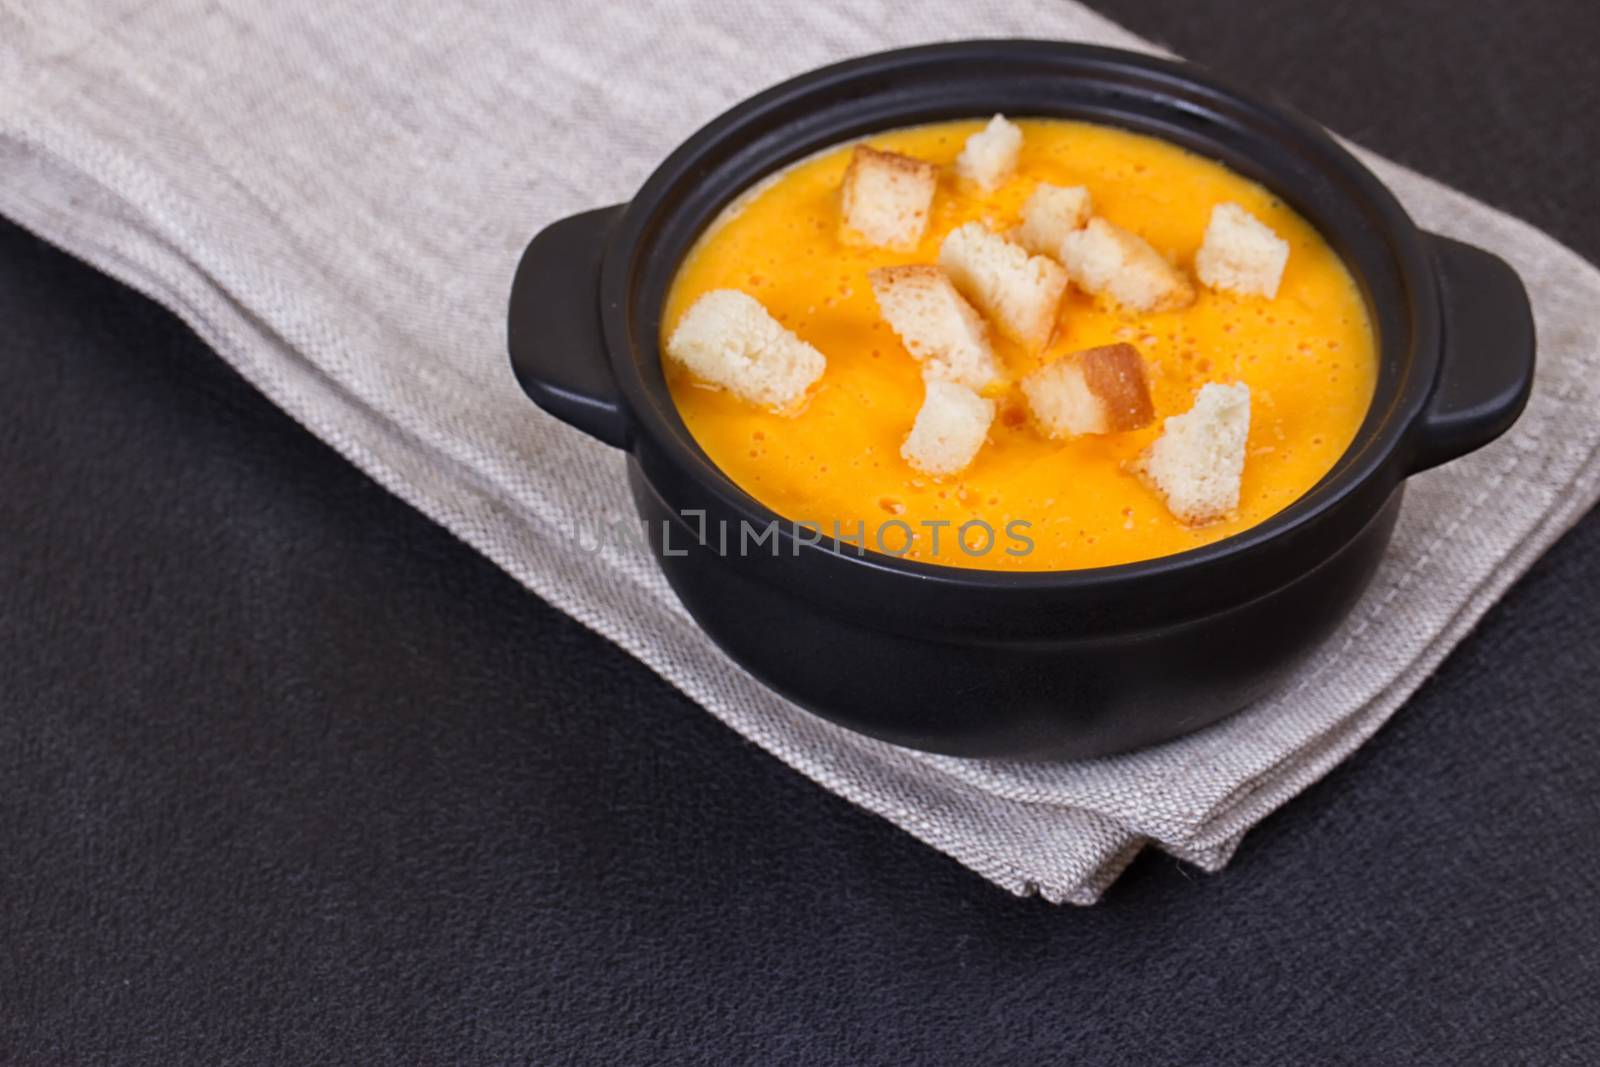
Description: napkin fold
xmin=3 ymin=0 xmax=1597 ymax=903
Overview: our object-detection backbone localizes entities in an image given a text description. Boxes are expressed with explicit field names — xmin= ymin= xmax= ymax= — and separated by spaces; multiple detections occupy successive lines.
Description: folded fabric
xmin=1 ymin=0 xmax=1596 ymax=903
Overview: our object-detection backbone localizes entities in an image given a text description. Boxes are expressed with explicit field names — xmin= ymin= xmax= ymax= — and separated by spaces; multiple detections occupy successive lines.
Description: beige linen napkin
xmin=2 ymin=0 xmax=1596 ymax=904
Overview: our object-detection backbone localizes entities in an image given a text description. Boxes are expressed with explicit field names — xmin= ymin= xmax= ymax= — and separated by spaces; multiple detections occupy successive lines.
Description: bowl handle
xmin=507 ymin=204 xmax=631 ymax=449
xmin=1408 ymin=233 xmax=1536 ymax=473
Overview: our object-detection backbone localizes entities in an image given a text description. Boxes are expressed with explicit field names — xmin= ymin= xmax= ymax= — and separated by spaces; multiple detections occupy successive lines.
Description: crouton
xmin=1057 ymin=217 xmax=1195 ymax=313
xmin=1016 ymin=183 xmax=1092 ymax=257
xmin=1021 ymin=343 xmax=1155 ymax=438
xmin=868 ymin=265 xmax=1001 ymax=390
xmin=954 ymin=114 xmax=1023 ymax=192
xmin=938 ymin=222 xmax=1068 ymax=353
xmin=1137 ymin=382 xmax=1251 ymax=524
xmin=839 ymin=145 xmax=939 ymax=250
xmin=1195 ymin=202 xmax=1290 ymax=298
xmin=665 ymin=289 xmax=825 ymax=409
xmin=901 ymin=379 xmax=996 ymax=476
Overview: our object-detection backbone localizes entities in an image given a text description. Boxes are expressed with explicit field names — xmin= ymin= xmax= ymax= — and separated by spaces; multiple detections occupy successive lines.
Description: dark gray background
xmin=3 ymin=2 xmax=1598 ymax=1063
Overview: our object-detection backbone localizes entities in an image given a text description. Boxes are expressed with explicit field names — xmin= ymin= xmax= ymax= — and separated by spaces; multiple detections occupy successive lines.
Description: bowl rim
xmin=598 ymin=39 xmax=1440 ymax=593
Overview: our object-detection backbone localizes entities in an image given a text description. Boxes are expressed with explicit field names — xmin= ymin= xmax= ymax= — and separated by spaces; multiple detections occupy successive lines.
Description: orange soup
xmin=661 ymin=118 xmax=1376 ymax=571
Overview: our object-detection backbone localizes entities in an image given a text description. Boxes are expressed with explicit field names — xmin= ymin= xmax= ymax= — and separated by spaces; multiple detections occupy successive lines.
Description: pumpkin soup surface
xmin=662 ymin=119 xmax=1376 ymax=571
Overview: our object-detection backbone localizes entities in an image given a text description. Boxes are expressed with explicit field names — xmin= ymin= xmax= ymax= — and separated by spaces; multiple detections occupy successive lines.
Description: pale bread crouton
xmin=868 ymin=265 xmax=1001 ymax=390
xmin=1021 ymin=343 xmax=1155 ymax=438
xmin=1057 ymin=217 xmax=1195 ymax=313
xmin=1016 ymin=183 xmax=1092 ymax=257
xmin=1195 ymin=202 xmax=1290 ymax=298
xmin=954 ymin=114 xmax=1023 ymax=192
xmin=901 ymin=379 xmax=996 ymax=476
xmin=665 ymin=289 xmax=825 ymax=410
xmin=1137 ymin=382 xmax=1251 ymax=524
xmin=839 ymin=146 xmax=939 ymax=250
xmin=938 ymin=222 xmax=1068 ymax=353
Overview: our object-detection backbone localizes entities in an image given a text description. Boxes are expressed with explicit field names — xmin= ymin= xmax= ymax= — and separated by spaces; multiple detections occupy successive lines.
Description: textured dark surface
xmin=3 ymin=2 xmax=1599 ymax=1063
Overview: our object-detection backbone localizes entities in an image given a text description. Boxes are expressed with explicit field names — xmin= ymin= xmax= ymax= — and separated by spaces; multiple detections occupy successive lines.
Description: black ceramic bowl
xmin=507 ymin=41 xmax=1534 ymax=760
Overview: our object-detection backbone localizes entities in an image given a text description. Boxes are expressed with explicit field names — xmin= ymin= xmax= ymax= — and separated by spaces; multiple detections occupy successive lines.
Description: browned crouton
xmin=839 ymin=146 xmax=939 ymax=250
xmin=1021 ymin=343 xmax=1155 ymax=438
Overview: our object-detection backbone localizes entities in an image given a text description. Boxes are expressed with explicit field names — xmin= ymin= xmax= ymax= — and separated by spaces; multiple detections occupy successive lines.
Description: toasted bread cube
xmin=839 ymin=146 xmax=939 ymax=250
xmin=665 ymin=289 xmax=825 ymax=409
xmin=1017 ymin=183 xmax=1092 ymax=256
xmin=1058 ymin=217 xmax=1195 ymax=313
xmin=938 ymin=222 xmax=1068 ymax=353
xmin=901 ymin=379 xmax=996 ymax=476
xmin=868 ymin=265 xmax=1001 ymax=390
xmin=1021 ymin=343 xmax=1155 ymax=438
xmin=1138 ymin=382 xmax=1251 ymax=524
xmin=954 ymin=114 xmax=1023 ymax=192
xmin=1195 ymin=202 xmax=1290 ymax=298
